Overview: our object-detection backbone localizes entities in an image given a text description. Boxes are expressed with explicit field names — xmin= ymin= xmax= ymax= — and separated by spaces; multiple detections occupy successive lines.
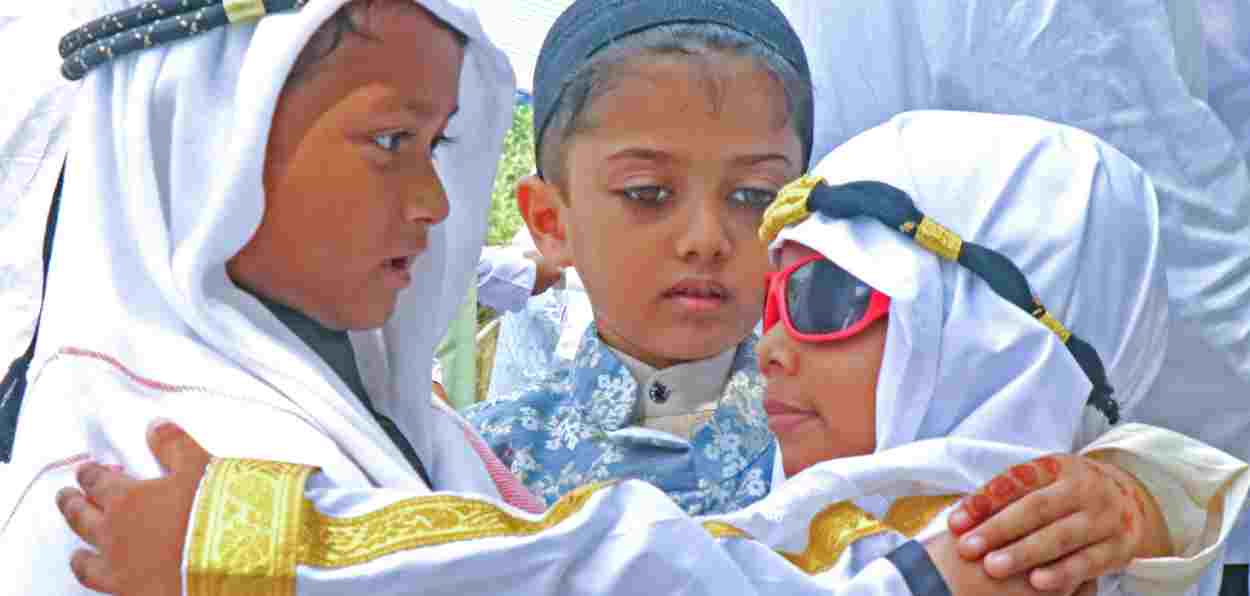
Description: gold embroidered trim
xmin=705 ymin=495 xmax=962 ymax=575
xmin=224 ymin=0 xmax=267 ymax=23
xmin=297 ymin=481 xmax=613 ymax=568
xmin=186 ymin=458 xmax=316 ymax=596
xmin=759 ymin=174 xmax=825 ymax=244
xmin=702 ymin=521 xmax=755 ymax=540
xmin=915 ymin=217 xmax=963 ymax=261
xmin=1035 ymin=311 xmax=1073 ymax=344
xmin=782 ymin=501 xmax=891 ymax=574
xmin=882 ymin=495 xmax=963 ymax=538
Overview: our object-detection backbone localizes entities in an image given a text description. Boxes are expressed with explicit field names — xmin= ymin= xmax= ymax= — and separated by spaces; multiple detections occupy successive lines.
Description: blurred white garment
xmin=1201 ymin=0 xmax=1250 ymax=163
xmin=0 ymin=3 xmax=91 ymax=369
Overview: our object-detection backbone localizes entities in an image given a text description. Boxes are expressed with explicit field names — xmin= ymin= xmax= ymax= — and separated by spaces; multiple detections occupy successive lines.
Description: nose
xmin=402 ymin=157 xmax=450 ymax=225
xmin=756 ymin=323 xmax=799 ymax=379
xmin=675 ymin=195 xmax=732 ymax=264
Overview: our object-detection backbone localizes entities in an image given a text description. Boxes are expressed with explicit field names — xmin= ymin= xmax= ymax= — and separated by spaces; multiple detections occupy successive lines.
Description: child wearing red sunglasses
xmin=751 ymin=111 xmax=1248 ymax=594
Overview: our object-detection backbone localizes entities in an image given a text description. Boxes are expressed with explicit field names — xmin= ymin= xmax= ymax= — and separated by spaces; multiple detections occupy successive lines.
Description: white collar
xmin=607 ymin=344 xmax=737 ymax=439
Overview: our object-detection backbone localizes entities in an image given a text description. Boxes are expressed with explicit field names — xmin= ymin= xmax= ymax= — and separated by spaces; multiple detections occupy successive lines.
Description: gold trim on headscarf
xmin=1034 ymin=309 xmax=1074 ymax=344
xmin=914 ymin=217 xmax=963 ymax=261
xmin=759 ymin=174 xmax=825 ymax=244
xmin=224 ymin=0 xmax=268 ymax=23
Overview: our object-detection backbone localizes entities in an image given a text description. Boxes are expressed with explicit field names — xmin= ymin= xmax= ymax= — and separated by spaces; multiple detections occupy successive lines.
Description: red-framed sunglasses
xmin=763 ymin=253 xmax=891 ymax=342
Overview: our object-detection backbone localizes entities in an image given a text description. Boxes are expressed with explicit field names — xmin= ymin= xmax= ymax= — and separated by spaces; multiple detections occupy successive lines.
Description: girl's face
xmin=229 ymin=0 xmax=463 ymax=330
xmin=756 ymin=242 xmax=887 ymax=477
xmin=528 ymin=54 xmax=804 ymax=368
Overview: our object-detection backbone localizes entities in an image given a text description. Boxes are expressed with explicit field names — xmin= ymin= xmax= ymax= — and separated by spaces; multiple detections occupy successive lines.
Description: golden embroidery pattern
xmin=915 ymin=217 xmax=964 ymax=261
xmin=702 ymin=521 xmax=755 ymax=540
xmin=708 ymin=495 xmax=963 ymax=575
xmin=186 ymin=458 xmax=315 ymax=596
xmin=882 ymin=495 xmax=963 ymax=539
xmin=297 ymin=481 xmax=614 ymax=568
xmin=759 ymin=174 xmax=824 ymax=244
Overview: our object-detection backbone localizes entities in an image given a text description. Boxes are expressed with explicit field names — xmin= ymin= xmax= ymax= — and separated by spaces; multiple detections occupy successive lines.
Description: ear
xmin=516 ymin=175 xmax=574 ymax=269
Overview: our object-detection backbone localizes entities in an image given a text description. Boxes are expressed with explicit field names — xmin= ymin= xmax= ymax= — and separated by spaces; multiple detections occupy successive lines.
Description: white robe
xmin=174 ymin=112 xmax=1248 ymax=596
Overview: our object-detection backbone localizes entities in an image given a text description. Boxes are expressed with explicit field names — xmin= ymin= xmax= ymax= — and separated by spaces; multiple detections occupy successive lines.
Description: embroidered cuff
xmin=185 ymin=458 xmax=317 ymax=596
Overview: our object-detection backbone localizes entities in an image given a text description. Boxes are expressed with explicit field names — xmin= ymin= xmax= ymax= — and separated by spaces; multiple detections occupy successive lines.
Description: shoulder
xmin=464 ymin=370 xmax=573 ymax=431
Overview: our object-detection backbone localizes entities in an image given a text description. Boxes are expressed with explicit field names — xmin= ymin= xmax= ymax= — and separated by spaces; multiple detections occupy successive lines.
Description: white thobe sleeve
xmin=1078 ymin=423 xmax=1250 ymax=595
xmin=180 ymin=459 xmax=935 ymax=596
xmin=475 ymin=246 xmax=537 ymax=313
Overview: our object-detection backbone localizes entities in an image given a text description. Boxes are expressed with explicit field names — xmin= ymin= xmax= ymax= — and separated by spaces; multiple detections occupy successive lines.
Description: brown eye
xmin=621 ymin=186 xmax=672 ymax=205
xmin=372 ymin=131 xmax=414 ymax=153
xmin=730 ymin=188 xmax=778 ymax=210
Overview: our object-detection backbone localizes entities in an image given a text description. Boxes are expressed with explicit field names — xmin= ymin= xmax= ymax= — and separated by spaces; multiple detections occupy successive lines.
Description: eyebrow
xmin=604 ymin=148 xmax=673 ymax=163
xmin=409 ymin=104 xmax=460 ymax=125
xmin=731 ymin=153 xmax=792 ymax=168
xmin=604 ymin=148 xmax=792 ymax=168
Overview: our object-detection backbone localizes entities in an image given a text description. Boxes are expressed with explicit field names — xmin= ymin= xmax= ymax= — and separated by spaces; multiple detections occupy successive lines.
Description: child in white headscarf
xmin=751 ymin=110 xmax=1248 ymax=595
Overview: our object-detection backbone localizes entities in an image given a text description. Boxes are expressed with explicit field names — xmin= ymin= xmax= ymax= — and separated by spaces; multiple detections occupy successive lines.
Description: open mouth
xmin=386 ymin=256 xmax=413 ymax=271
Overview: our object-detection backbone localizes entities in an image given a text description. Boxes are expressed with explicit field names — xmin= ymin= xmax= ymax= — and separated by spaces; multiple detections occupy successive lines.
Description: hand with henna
xmin=947 ymin=454 xmax=1171 ymax=593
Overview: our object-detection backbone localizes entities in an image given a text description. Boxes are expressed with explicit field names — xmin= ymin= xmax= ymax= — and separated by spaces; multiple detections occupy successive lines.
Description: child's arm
xmin=476 ymin=247 xmax=562 ymax=313
xmin=57 ymin=423 xmax=1242 ymax=596
xmin=52 ymin=424 xmax=1073 ymax=596
xmin=949 ymin=423 xmax=1249 ymax=595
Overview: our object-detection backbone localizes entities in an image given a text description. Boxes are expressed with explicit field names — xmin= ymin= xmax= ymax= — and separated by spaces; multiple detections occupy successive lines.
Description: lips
xmin=381 ymin=255 xmax=415 ymax=290
xmin=663 ymin=278 xmax=730 ymax=300
xmin=763 ymin=397 xmax=819 ymax=437
xmin=763 ymin=398 xmax=814 ymax=418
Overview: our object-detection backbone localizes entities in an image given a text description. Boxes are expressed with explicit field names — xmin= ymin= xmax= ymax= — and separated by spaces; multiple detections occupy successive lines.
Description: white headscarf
xmin=774 ymin=0 xmax=1250 ymax=474
xmin=772 ymin=111 xmax=1169 ymax=453
xmin=0 ymin=2 xmax=90 ymax=370
xmin=11 ymin=0 xmax=514 ymax=490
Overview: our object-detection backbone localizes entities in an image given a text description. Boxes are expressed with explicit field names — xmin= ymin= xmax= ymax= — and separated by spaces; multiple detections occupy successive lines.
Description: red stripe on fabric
xmin=60 ymin=347 xmax=192 ymax=393
xmin=0 ymin=452 xmax=91 ymax=536
xmin=435 ymin=403 xmax=546 ymax=514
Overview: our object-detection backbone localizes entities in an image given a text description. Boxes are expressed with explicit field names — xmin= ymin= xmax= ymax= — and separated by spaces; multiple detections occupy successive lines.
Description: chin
xmin=332 ymin=302 xmax=398 ymax=331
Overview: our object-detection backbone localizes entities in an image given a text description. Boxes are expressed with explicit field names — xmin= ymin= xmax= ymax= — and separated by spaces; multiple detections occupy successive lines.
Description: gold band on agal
xmin=759 ymin=174 xmax=825 ymax=244
xmin=913 ymin=217 xmax=963 ymax=262
xmin=224 ymin=0 xmax=268 ymax=23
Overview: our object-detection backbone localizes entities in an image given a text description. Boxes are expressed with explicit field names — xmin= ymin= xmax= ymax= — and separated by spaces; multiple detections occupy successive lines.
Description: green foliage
xmin=479 ymin=104 xmax=537 ymax=327
xmin=486 ymin=104 xmax=535 ymax=247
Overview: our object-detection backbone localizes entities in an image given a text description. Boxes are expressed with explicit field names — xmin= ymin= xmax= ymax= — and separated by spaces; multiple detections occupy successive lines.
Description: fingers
xmin=147 ymin=419 xmax=211 ymax=478
xmin=75 ymin=463 xmax=139 ymax=512
xmin=70 ymin=549 xmax=121 ymax=594
xmin=983 ymin=508 xmax=1117 ymax=580
xmin=1029 ymin=540 xmax=1129 ymax=593
xmin=952 ymin=456 xmax=1064 ymax=558
xmin=57 ymin=488 xmax=106 ymax=547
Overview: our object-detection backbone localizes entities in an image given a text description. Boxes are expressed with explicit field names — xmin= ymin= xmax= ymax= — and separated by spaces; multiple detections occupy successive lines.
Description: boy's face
xmin=525 ymin=55 xmax=803 ymax=368
xmin=756 ymin=242 xmax=886 ymax=477
xmin=229 ymin=0 xmax=463 ymax=330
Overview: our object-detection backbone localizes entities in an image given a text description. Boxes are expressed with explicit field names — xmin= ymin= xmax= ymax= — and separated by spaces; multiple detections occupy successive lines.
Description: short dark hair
xmin=538 ymin=22 xmax=813 ymax=187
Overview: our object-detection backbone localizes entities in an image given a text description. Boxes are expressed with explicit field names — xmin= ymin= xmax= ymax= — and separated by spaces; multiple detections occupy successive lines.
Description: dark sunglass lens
xmin=786 ymin=259 xmax=873 ymax=334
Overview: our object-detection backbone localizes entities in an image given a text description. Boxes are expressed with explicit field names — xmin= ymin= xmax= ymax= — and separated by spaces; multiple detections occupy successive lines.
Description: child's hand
xmin=55 ymin=421 xmax=211 ymax=595
xmin=525 ymin=250 xmax=563 ymax=295
xmin=947 ymin=454 xmax=1170 ymax=593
